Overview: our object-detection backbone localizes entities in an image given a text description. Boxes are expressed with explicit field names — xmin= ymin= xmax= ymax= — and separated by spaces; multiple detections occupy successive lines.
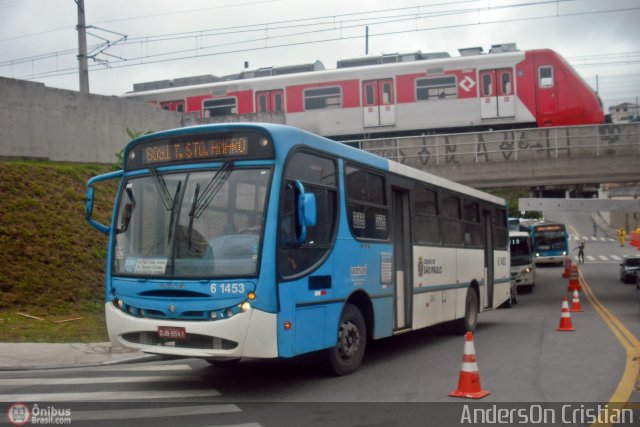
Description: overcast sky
xmin=1 ymin=0 xmax=639 ymax=110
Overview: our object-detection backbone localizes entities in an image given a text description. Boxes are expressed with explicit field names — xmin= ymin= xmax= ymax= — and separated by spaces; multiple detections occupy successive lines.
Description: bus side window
xmin=278 ymin=152 xmax=337 ymax=279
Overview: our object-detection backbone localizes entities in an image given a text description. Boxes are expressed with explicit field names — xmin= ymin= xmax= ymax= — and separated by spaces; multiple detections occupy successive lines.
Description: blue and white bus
xmin=520 ymin=221 xmax=569 ymax=265
xmin=85 ymin=123 xmax=510 ymax=375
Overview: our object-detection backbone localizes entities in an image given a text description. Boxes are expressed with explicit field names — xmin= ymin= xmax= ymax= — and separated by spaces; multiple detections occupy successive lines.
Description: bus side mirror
xmin=85 ymin=187 xmax=95 ymax=219
xmin=295 ymin=180 xmax=316 ymax=245
xmin=85 ymin=170 xmax=123 ymax=235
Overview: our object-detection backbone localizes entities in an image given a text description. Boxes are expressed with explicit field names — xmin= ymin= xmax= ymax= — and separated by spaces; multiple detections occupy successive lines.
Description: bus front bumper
xmin=105 ymin=302 xmax=278 ymax=359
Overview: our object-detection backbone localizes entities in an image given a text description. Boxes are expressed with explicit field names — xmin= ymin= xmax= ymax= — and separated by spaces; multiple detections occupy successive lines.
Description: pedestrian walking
xmin=573 ymin=240 xmax=586 ymax=265
xmin=593 ymin=221 xmax=597 ymax=237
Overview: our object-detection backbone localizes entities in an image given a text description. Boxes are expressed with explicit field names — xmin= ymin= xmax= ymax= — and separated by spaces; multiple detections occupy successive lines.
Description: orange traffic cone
xmin=570 ymin=290 xmax=583 ymax=312
xmin=567 ymin=265 xmax=581 ymax=292
xmin=557 ymin=296 xmax=576 ymax=331
xmin=449 ymin=332 xmax=490 ymax=399
xmin=562 ymin=259 xmax=572 ymax=278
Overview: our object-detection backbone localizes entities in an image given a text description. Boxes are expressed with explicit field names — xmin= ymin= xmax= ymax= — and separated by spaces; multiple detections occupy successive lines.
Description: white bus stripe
xmin=0 ymin=389 xmax=221 ymax=402
xmin=0 ymin=376 xmax=201 ymax=386
xmin=71 ymin=404 xmax=241 ymax=421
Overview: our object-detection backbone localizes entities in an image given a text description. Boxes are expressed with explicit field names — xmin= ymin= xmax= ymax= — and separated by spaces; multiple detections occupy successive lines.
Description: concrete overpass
xmin=347 ymin=123 xmax=640 ymax=188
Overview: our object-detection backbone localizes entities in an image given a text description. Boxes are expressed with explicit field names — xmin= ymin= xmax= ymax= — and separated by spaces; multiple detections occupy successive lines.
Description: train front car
xmin=517 ymin=49 xmax=604 ymax=128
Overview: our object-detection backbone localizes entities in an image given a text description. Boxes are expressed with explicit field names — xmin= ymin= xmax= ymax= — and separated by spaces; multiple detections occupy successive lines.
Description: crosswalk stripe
xmin=586 ymin=256 xmax=596 ymax=261
xmin=0 ymin=389 xmax=221 ymax=402
xmin=598 ymin=255 xmax=608 ymax=261
xmin=0 ymin=376 xmax=201 ymax=386
xmin=611 ymin=255 xmax=622 ymax=261
xmin=71 ymin=404 xmax=241 ymax=421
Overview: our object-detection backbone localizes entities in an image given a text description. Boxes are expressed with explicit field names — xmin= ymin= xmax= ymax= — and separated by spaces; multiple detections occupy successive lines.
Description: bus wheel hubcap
xmin=338 ymin=321 xmax=359 ymax=359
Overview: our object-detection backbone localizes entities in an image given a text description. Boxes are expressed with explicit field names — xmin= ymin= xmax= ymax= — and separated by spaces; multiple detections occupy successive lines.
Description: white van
xmin=509 ymin=231 xmax=535 ymax=292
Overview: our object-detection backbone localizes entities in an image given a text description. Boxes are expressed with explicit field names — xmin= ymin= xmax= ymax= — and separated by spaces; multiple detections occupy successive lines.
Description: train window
xmin=257 ymin=94 xmax=268 ymax=113
xmin=176 ymin=104 xmax=184 ymax=113
xmin=274 ymin=93 xmax=283 ymax=112
xmin=416 ymin=76 xmax=457 ymax=100
xmin=304 ymin=86 xmax=342 ymax=110
xmin=482 ymin=74 xmax=492 ymax=97
xmin=365 ymin=84 xmax=375 ymax=105
xmin=203 ymin=97 xmax=237 ymax=117
xmin=501 ymin=72 xmax=512 ymax=95
xmin=382 ymin=82 xmax=392 ymax=104
xmin=539 ymin=66 xmax=554 ymax=88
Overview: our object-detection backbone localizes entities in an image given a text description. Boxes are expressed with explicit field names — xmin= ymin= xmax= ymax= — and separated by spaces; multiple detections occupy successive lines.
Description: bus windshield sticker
xmin=124 ymin=257 xmax=168 ymax=275
xmin=352 ymin=212 xmax=366 ymax=229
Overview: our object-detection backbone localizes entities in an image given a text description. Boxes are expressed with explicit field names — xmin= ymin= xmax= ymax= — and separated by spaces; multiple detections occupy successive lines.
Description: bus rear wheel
xmin=452 ymin=287 xmax=478 ymax=334
xmin=326 ymin=304 xmax=367 ymax=376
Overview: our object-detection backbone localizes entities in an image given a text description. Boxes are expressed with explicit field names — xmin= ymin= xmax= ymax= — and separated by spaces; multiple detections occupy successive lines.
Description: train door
xmin=536 ymin=65 xmax=557 ymax=125
xmin=362 ymin=79 xmax=396 ymax=128
xmin=483 ymin=210 xmax=494 ymax=309
xmin=479 ymin=69 xmax=515 ymax=119
xmin=392 ymin=188 xmax=412 ymax=331
xmin=255 ymin=90 xmax=285 ymax=113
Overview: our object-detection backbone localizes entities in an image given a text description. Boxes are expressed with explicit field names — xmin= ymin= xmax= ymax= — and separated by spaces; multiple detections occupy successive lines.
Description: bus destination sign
xmin=535 ymin=225 xmax=563 ymax=232
xmin=125 ymin=131 xmax=274 ymax=170
xmin=144 ymin=137 xmax=248 ymax=164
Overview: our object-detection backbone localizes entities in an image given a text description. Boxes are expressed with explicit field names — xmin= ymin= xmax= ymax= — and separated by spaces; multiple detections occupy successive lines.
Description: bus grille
xmin=122 ymin=332 xmax=238 ymax=350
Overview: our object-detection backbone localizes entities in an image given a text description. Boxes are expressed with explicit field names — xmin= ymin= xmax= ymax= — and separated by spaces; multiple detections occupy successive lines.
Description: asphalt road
xmin=1 ymin=211 xmax=639 ymax=426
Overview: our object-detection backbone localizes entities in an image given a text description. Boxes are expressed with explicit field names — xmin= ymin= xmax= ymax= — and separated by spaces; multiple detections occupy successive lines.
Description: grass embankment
xmin=0 ymin=160 xmax=117 ymax=342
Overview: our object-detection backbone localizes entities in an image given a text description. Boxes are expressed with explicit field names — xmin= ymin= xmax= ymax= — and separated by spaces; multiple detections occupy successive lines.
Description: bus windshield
xmin=113 ymin=166 xmax=272 ymax=278
xmin=534 ymin=230 xmax=566 ymax=251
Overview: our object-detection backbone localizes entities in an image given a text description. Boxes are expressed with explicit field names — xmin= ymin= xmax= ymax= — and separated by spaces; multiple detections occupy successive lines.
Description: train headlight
xmin=240 ymin=302 xmax=251 ymax=312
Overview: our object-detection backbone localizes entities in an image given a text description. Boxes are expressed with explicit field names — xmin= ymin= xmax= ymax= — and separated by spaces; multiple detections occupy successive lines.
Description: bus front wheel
xmin=326 ymin=304 xmax=367 ymax=376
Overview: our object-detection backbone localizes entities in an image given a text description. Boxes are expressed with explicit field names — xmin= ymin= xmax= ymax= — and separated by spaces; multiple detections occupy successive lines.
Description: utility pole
xmin=75 ymin=0 xmax=89 ymax=93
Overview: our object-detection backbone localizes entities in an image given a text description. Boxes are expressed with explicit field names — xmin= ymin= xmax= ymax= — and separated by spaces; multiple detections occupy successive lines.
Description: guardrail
xmin=343 ymin=123 xmax=640 ymax=168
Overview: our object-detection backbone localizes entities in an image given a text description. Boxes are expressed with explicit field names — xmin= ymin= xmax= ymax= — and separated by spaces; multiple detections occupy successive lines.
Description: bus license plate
xmin=158 ymin=326 xmax=187 ymax=340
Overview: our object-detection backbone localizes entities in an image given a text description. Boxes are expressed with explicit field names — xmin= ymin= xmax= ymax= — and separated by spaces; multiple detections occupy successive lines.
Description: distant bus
xmin=84 ymin=123 xmax=510 ymax=375
xmin=509 ymin=231 xmax=535 ymax=292
xmin=520 ymin=221 xmax=569 ymax=265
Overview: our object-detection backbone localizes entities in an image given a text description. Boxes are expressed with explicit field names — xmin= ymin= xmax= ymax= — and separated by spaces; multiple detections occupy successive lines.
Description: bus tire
xmin=452 ymin=287 xmax=478 ymax=334
xmin=326 ymin=304 xmax=367 ymax=376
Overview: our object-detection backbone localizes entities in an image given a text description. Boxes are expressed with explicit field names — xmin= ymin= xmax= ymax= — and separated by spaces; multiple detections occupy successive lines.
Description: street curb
xmin=0 ymin=354 xmax=162 ymax=372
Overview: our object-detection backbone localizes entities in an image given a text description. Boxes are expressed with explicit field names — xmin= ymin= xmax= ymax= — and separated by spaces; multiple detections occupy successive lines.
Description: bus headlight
xmin=562 ymin=251 xmax=567 ymax=256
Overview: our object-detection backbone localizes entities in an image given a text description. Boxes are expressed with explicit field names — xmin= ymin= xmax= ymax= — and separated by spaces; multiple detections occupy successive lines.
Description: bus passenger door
xmin=362 ymin=79 xmax=396 ymax=128
xmin=483 ymin=210 xmax=494 ymax=309
xmin=392 ymin=189 xmax=412 ymax=330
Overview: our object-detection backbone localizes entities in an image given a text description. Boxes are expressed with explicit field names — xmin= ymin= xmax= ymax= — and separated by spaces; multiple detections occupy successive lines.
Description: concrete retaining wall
xmin=0 ymin=77 xmax=182 ymax=164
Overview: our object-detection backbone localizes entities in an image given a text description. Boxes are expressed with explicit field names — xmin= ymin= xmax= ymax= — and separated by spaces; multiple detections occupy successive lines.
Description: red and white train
xmin=124 ymin=44 xmax=604 ymax=139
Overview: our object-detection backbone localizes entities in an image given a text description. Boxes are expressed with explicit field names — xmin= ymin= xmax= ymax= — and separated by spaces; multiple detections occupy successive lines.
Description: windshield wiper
xmin=191 ymin=161 xmax=233 ymax=219
xmin=167 ymin=181 xmax=182 ymax=245
xmin=149 ymin=167 xmax=174 ymax=210
xmin=185 ymin=161 xmax=233 ymax=250
xmin=186 ymin=183 xmax=201 ymax=250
